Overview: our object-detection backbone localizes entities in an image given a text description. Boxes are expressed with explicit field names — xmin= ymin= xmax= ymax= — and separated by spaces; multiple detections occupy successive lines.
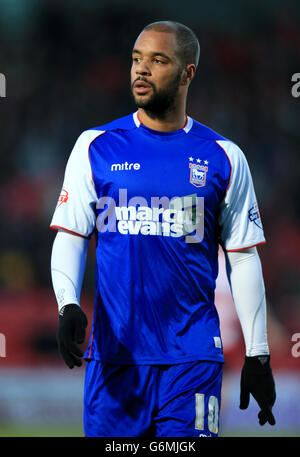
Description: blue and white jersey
xmin=50 ymin=112 xmax=265 ymax=365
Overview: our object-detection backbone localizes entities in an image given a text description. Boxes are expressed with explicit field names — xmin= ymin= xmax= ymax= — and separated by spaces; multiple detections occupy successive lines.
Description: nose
xmin=135 ymin=59 xmax=151 ymax=76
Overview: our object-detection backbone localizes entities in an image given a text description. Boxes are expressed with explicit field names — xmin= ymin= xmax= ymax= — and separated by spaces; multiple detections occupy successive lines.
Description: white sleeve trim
xmin=224 ymin=247 xmax=270 ymax=356
xmin=51 ymin=230 xmax=89 ymax=312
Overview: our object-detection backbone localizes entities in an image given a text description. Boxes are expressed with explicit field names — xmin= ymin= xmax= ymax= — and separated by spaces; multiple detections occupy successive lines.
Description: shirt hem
xmin=84 ymin=354 xmax=224 ymax=365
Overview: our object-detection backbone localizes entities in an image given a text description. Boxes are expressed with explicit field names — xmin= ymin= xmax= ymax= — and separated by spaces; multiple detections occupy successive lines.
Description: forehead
xmin=133 ymin=30 xmax=178 ymax=58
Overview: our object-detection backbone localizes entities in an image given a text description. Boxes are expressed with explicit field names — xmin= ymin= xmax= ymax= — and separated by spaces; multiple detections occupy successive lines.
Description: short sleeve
xmin=50 ymin=129 xmax=105 ymax=239
xmin=217 ymin=140 xmax=266 ymax=251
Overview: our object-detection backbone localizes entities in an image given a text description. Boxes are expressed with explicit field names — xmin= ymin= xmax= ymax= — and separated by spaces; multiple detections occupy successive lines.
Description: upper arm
xmin=50 ymin=130 xmax=104 ymax=239
xmin=217 ymin=141 xmax=266 ymax=252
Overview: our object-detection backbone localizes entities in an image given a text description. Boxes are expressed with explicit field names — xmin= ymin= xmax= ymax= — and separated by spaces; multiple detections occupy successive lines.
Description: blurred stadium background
xmin=0 ymin=0 xmax=299 ymax=437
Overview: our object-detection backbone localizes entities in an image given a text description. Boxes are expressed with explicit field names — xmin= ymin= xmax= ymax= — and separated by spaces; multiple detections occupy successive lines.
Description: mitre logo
xmin=111 ymin=162 xmax=141 ymax=171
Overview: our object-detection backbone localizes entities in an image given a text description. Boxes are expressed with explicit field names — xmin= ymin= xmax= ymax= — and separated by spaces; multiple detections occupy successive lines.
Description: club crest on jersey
xmin=189 ymin=163 xmax=208 ymax=188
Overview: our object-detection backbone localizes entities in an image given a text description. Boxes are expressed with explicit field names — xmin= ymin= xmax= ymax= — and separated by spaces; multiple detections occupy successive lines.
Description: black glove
xmin=56 ymin=303 xmax=88 ymax=369
xmin=240 ymin=355 xmax=276 ymax=426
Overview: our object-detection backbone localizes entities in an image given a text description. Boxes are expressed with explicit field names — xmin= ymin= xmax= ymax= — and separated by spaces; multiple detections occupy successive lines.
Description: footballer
xmin=50 ymin=21 xmax=276 ymax=437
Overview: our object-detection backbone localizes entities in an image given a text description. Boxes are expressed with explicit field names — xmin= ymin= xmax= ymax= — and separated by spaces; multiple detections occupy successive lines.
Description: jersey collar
xmin=133 ymin=111 xmax=193 ymax=134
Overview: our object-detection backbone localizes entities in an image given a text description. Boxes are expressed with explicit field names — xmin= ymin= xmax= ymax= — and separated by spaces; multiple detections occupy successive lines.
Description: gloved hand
xmin=56 ymin=303 xmax=88 ymax=368
xmin=240 ymin=355 xmax=276 ymax=426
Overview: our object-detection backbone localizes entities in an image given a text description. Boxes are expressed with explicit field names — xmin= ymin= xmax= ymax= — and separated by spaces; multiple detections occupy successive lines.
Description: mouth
xmin=133 ymin=80 xmax=152 ymax=95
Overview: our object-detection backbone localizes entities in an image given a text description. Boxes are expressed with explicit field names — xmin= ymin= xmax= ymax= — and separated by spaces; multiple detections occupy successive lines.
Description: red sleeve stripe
xmin=50 ymin=225 xmax=89 ymax=239
xmin=225 ymin=240 xmax=266 ymax=252
xmin=215 ymin=140 xmax=232 ymax=193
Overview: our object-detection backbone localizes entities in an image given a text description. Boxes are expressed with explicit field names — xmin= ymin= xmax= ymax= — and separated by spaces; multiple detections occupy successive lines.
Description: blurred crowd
xmin=0 ymin=1 xmax=299 ymax=369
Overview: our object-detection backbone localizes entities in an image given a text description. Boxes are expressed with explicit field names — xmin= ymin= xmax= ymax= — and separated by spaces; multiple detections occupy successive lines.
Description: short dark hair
xmin=142 ymin=21 xmax=200 ymax=68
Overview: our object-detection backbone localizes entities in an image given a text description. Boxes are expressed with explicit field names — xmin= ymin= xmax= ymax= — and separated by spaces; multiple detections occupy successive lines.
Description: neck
xmin=137 ymin=103 xmax=187 ymax=132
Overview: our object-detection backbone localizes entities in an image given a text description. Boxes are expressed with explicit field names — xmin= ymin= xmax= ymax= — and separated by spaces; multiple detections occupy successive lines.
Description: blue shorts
xmin=84 ymin=360 xmax=223 ymax=437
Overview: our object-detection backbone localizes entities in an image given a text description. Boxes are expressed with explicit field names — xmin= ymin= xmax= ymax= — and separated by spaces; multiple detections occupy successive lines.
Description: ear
xmin=181 ymin=64 xmax=196 ymax=85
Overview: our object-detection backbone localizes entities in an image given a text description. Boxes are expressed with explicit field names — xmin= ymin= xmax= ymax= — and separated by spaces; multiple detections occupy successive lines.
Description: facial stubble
xmin=131 ymin=68 xmax=183 ymax=119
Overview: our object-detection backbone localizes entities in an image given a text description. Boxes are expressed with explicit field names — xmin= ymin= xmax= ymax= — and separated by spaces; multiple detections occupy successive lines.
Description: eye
xmin=153 ymin=58 xmax=164 ymax=64
xmin=132 ymin=57 xmax=141 ymax=63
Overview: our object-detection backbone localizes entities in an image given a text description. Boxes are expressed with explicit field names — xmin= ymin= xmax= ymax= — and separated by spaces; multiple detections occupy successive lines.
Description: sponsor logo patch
xmin=248 ymin=202 xmax=262 ymax=229
xmin=57 ymin=189 xmax=69 ymax=207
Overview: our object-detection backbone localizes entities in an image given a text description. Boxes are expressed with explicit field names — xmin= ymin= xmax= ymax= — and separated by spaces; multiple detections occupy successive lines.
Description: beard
xmin=131 ymin=69 xmax=182 ymax=118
